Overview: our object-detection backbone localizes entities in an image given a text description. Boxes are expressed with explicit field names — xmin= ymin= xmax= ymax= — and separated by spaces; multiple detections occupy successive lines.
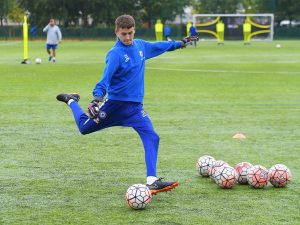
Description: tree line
xmin=1 ymin=0 xmax=300 ymax=27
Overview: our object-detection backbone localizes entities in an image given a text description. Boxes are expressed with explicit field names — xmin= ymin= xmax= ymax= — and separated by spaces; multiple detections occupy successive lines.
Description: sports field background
xmin=0 ymin=40 xmax=299 ymax=224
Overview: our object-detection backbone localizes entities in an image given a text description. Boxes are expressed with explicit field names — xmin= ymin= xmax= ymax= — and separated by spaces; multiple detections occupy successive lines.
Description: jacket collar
xmin=115 ymin=37 xmax=134 ymax=47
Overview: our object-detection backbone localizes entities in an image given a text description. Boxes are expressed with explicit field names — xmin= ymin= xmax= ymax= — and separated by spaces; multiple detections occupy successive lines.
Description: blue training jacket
xmin=93 ymin=38 xmax=182 ymax=103
xmin=189 ymin=26 xmax=198 ymax=36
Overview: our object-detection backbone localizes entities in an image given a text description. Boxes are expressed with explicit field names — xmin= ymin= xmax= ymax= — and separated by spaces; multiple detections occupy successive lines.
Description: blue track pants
xmin=69 ymin=99 xmax=159 ymax=177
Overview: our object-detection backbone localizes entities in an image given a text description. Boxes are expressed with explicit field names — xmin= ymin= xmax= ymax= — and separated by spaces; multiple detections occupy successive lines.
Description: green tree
xmin=89 ymin=0 xmax=190 ymax=27
xmin=0 ymin=0 xmax=12 ymax=26
xmin=139 ymin=0 xmax=190 ymax=27
xmin=18 ymin=0 xmax=191 ymax=28
xmin=89 ymin=0 xmax=140 ymax=27
xmin=19 ymin=0 xmax=65 ymax=27
xmin=192 ymin=0 xmax=240 ymax=13
xmin=273 ymin=0 xmax=300 ymax=21
xmin=8 ymin=0 xmax=26 ymax=24
xmin=241 ymin=0 xmax=261 ymax=13
xmin=254 ymin=0 xmax=300 ymax=23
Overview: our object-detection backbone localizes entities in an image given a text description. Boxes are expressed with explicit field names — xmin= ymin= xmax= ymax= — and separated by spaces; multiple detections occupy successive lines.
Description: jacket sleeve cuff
xmin=176 ymin=41 xmax=184 ymax=49
xmin=93 ymin=96 xmax=104 ymax=102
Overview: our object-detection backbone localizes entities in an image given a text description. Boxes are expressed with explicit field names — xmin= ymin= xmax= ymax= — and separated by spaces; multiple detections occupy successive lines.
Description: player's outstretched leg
xmin=56 ymin=93 xmax=85 ymax=130
xmin=56 ymin=93 xmax=106 ymax=135
xmin=147 ymin=178 xmax=179 ymax=195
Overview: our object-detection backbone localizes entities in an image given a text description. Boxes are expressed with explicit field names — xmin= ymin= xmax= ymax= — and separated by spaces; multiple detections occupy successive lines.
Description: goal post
xmin=192 ymin=14 xmax=274 ymax=42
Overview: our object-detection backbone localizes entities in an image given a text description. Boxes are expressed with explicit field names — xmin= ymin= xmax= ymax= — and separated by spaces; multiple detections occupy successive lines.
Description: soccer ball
xmin=234 ymin=162 xmax=253 ymax=184
xmin=35 ymin=58 xmax=42 ymax=64
xmin=196 ymin=155 xmax=215 ymax=177
xmin=214 ymin=166 xmax=238 ymax=189
xmin=247 ymin=165 xmax=269 ymax=188
xmin=276 ymin=43 xmax=281 ymax=49
xmin=125 ymin=184 xmax=152 ymax=210
xmin=269 ymin=164 xmax=292 ymax=187
xmin=209 ymin=160 xmax=229 ymax=180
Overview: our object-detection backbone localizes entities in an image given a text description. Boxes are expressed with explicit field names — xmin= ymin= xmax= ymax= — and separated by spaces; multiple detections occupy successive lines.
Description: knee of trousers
xmin=150 ymin=131 xmax=160 ymax=144
xmin=78 ymin=126 xmax=92 ymax=135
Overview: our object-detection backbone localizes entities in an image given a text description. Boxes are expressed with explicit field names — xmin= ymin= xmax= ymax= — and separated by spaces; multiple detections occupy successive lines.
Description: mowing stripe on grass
xmin=147 ymin=67 xmax=300 ymax=75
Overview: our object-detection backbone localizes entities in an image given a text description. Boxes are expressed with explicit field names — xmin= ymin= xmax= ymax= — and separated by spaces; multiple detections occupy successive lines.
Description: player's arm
xmin=57 ymin=27 xmax=62 ymax=42
xmin=42 ymin=25 xmax=49 ymax=32
xmin=143 ymin=40 xmax=181 ymax=59
xmin=143 ymin=36 xmax=199 ymax=60
xmin=88 ymin=51 xmax=119 ymax=119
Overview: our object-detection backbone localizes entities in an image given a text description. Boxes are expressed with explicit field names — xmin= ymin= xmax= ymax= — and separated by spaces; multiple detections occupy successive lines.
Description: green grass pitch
xmin=0 ymin=40 xmax=300 ymax=224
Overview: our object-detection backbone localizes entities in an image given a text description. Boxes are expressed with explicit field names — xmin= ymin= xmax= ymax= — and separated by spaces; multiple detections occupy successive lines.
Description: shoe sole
xmin=150 ymin=182 xmax=180 ymax=195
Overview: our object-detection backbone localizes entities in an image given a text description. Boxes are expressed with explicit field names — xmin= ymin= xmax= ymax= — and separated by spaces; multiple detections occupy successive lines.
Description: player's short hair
xmin=115 ymin=15 xmax=135 ymax=30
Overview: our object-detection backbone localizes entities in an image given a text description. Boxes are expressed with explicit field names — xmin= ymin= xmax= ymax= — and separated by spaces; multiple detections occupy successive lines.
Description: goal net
xmin=192 ymin=14 xmax=274 ymax=42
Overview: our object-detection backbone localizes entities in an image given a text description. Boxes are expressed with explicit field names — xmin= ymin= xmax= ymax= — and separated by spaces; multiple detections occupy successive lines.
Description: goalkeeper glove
xmin=181 ymin=35 xmax=199 ymax=48
xmin=88 ymin=96 xmax=103 ymax=122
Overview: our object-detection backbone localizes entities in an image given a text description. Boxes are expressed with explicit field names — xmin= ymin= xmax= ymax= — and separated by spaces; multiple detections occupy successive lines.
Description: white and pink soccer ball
xmin=196 ymin=155 xmax=215 ymax=177
xmin=247 ymin=165 xmax=269 ymax=188
xmin=214 ymin=166 xmax=238 ymax=189
xmin=209 ymin=160 xmax=229 ymax=180
xmin=269 ymin=164 xmax=292 ymax=187
xmin=234 ymin=162 xmax=253 ymax=184
xmin=125 ymin=184 xmax=152 ymax=209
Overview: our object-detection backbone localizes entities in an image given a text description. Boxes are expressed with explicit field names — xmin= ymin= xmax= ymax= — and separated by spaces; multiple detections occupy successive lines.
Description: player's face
xmin=49 ymin=19 xmax=55 ymax=26
xmin=116 ymin=27 xmax=135 ymax=45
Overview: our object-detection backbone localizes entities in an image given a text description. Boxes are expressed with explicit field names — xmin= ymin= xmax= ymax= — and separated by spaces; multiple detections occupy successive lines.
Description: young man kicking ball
xmin=57 ymin=15 xmax=197 ymax=194
xmin=43 ymin=18 xmax=62 ymax=63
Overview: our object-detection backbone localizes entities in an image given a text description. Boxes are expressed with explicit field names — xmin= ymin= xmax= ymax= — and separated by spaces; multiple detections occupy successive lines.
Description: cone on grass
xmin=233 ymin=133 xmax=246 ymax=140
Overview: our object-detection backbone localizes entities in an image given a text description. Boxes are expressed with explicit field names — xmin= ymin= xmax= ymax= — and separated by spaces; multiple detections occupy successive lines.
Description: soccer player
xmin=189 ymin=24 xmax=198 ymax=47
xmin=163 ymin=24 xmax=172 ymax=41
xmin=43 ymin=18 xmax=62 ymax=63
xmin=56 ymin=15 xmax=197 ymax=195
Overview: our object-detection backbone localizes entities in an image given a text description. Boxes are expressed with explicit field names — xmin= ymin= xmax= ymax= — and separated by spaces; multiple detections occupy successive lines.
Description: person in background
xmin=154 ymin=19 xmax=163 ymax=41
xmin=43 ymin=18 xmax=62 ymax=63
xmin=189 ymin=23 xmax=198 ymax=47
xmin=164 ymin=23 xmax=172 ymax=41
xmin=30 ymin=25 xmax=37 ymax=39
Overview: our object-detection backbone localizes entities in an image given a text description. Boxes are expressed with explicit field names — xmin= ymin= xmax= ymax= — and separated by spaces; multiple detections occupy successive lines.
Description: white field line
xmin=147 ymin=67 xmax=300 ymax=75
xmin=0 ymin=41 xmax=22 ymax=46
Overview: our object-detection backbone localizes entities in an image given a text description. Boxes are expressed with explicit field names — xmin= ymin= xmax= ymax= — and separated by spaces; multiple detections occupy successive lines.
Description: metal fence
xmin=0 ymin=25 xmax=185 ymax=41
xmin=0 ymin=25 xmax=299 ymax=40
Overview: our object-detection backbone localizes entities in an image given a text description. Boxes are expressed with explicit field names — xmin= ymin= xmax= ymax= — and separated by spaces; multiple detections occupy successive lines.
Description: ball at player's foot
xmin=125 ymin=184 xmax=152 ymax=210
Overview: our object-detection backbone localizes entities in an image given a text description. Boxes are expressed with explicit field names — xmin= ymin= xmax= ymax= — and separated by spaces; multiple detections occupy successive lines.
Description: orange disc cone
xmin=233 ymin=133 xmax=246 ymax=139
